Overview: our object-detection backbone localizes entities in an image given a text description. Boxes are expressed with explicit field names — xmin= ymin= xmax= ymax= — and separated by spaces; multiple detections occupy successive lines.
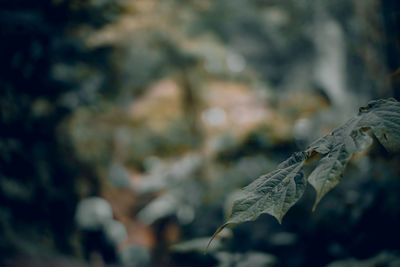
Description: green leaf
xmin=305 ymin=98 xmax=400 ymax=210
xmin=357 ymin=98 xmax=400 ymax=152
xmin=209 ymin=98 xmax=400 ymax=249
xmin=308 ymin=144 xmax=351 ymax=211
xmin=307 ymin=119 xmax=373 ymax=210
xmin=208 ymin=152 xmax=306 ymax=249
xmin=307 ymin=117 xmax=372 ymax=157
xmin=227 ymin=152 xmax=306 ymax=225
xmin=230 ymin=153 xmax=306 ymax=224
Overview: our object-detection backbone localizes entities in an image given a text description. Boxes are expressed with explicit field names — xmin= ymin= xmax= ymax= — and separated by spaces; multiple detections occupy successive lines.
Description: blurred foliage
xmin=1 ymin=0 xmax=400 ymax=266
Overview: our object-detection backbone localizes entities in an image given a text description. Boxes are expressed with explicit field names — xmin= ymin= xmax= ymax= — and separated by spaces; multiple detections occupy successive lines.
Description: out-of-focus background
xmin=1 ymin=0 xmax=400 ymax=266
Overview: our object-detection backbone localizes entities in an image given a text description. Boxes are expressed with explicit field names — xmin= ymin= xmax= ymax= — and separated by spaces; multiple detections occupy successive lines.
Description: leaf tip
xmin=312 ymin=203 xmax=318 ymax=212
xmin=205 ymin=223 xmax=228 ymax=254
xmin=312 ymin=195 xmax=322 ymax=212
xmin=273 ymin=214 xmax=284 ymax=224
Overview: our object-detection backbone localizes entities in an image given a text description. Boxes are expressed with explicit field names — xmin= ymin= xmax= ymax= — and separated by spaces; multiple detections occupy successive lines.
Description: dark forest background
xmin=1 ymin=0 xmax=400 ymax=266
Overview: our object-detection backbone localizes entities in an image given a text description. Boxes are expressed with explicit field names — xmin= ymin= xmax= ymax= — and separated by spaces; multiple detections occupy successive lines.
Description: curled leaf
xmin=357 ymin=98 xmax=400 ymax=152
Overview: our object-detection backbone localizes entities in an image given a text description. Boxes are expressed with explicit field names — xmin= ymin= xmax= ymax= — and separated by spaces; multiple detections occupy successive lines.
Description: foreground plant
xmin=208 ymin=98 xmax=400 ymax=247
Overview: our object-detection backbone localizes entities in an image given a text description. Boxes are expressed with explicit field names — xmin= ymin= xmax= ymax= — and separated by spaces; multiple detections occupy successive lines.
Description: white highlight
xmin=201 ymin=107 xmax=227 ymax=126
xmin=226 ymin=52 xmax=246 ymax=73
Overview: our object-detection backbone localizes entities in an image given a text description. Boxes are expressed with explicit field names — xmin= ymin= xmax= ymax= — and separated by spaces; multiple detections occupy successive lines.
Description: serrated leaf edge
xmin=207 ymin=98 xmax=400 ymax=252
